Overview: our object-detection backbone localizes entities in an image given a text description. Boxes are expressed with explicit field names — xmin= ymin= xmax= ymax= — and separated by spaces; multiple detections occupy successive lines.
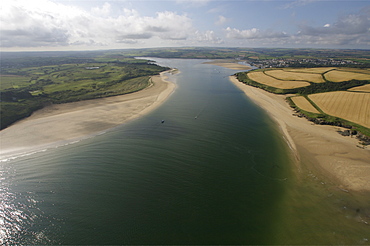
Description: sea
xmin=1 ymin=58 xmax=369 ymax=244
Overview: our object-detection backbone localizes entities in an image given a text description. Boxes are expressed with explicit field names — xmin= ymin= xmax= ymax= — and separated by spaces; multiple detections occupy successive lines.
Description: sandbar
xmin=0 ymin=71 xmax=176 ymax=160
xmin=203 ymin=60 xmax=251 ymax=70
xmin=229 ymin=75 xmax=370 ymax=192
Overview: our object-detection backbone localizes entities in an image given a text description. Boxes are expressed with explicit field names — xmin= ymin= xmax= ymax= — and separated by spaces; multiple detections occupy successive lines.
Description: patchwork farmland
xmin=264 ymin=69 xmax=326 ymax=83
xmin=247 ymin=71 xmax=310 ymax=89
xmin=237 ymin=67 xmax=370 ymax=133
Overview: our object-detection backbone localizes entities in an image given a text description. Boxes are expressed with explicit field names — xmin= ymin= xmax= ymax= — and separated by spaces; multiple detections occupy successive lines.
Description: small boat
xmin=161 ymin=120 xmax=165 ymax=123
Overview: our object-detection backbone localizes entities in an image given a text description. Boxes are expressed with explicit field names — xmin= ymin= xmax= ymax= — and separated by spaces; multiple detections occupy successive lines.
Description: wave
xmin=0 ymin=131 xmax=107 ymax=163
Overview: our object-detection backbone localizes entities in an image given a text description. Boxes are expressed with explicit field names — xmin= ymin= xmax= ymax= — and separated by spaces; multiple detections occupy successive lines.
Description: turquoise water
xmin=1 ymin=59 xmax=369 ymax=244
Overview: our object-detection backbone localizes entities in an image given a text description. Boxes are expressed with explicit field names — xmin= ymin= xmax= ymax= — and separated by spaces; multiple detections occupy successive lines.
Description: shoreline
xmin=0 ymin=70 xmax=177 ymax=160
xmin=229 ymin=75 xmax=370 ymax=192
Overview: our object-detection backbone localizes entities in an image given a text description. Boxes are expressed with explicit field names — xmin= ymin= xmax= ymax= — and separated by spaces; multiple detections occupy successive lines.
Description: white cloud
xmin=225 ymin=27 xmax=289 ymax=39
xmin=216 ymin=15 xmax=228 ymax=26
xmin=0 ymin=0 xmax=194 ymax=48
xmin=91 ymin=2 xmax=111 ymax=17
xmin=224 ymin=7 xmax=370 ymax=48
xmin=282 ymin=0 xmax=320 ymax=9
xmin=295 ymin=7 xmax=370 ymax=45
xmin=194 ymin=30 xmax=224 ymax=44
xmin=176 ymin=0 xmax=210 ymax=7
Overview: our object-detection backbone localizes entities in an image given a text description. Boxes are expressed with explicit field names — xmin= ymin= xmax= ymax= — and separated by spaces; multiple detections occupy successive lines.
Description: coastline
xmin=0 ymin=70 xmax=176 ymax=160
xmin=229 ymin=75 xmax=370 ymax=192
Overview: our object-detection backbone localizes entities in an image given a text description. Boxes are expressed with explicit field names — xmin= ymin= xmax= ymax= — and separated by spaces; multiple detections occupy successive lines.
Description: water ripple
xmin=0 ymin=162 xmax=56 ymax=244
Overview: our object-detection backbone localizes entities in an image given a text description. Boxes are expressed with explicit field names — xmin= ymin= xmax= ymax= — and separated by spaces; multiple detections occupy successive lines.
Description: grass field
xmin=0 ymin=75 xmax=30 ymax=90
xmin=324 ymin=70 xmax=370 ymax=82
xmin=247 ymin=71 xmax=310 ymax=89
xmin=265 ymin=69 xmax=325 ymax=83
xmin=348 ymin=84 xmax=370 ymax=92
xmin=0 ymin=59 xmax=167 ymax=129
xmin=291 ymin=96 xmax=320 ymax=114
xmin=1 ymin=62 xmax=165 ymax=99
xmin=309 ymin=91 xmax=370 ymax=128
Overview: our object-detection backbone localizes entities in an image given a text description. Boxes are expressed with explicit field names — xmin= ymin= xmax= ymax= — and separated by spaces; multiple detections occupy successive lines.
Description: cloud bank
xmin=1 ymin=0 xmax=369 ymax=50
xmin=0 ymin=0 xmax=195 ymax=48
xmin=225 ymin=6 xmax=370 ymax=47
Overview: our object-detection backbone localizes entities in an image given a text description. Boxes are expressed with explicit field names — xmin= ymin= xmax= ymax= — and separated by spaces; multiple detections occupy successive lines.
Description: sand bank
xmin=229 ymin=76 xmax=370 ymax=191
xmin=203 ymin=60 xmax=251 ymax=70
xmin=0 ymin=71 xmax=176 ymax=160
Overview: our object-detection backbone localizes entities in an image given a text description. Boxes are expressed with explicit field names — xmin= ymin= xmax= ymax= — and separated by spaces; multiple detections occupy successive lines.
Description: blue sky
xmin=1 ymin=0 xmax=369 ymax=51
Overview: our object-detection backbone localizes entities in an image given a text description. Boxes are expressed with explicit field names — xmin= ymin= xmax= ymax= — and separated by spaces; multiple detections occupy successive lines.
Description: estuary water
xmin=1 ymin=58 xmax=369 ymax=245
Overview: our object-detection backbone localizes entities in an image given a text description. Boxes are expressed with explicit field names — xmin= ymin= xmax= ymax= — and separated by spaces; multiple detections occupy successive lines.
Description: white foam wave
xmin=0 ymin=132 xmax=105 ymax=163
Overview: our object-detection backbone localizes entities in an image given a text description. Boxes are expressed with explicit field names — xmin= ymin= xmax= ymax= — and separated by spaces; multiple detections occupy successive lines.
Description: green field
xmin=0 ymin=57 xmax=168 ymax=129
xmin=0 ymin=75 xmax=31 ymax=90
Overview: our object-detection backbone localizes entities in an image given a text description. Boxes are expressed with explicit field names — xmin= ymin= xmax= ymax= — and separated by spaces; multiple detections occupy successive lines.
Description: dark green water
xmin=1 ymin=59 xmax=369 ymax=245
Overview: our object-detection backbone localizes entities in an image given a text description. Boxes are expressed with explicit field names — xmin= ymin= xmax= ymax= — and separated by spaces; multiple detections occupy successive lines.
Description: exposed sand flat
xmin=0 ymin=71 xmax=176 ymax=159
xmin=229 ymin=76 xmax=370 ymax=191
xmin=203 ymin=60 xmax=251 ymax=70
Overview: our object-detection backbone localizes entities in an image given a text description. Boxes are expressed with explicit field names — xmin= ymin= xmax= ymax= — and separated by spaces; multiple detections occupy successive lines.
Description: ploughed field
xmin=236 ymin=67 xmax=370 ymax=132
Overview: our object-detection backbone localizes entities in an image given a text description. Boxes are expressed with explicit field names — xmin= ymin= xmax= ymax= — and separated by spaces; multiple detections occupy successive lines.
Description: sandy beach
xmin=203 ymin=60 xmax=251 ymax=70
xmin=0 ymin=71 xmax=176 ymax=160
xmin=229 ymin=76 xmax=370 ymax=191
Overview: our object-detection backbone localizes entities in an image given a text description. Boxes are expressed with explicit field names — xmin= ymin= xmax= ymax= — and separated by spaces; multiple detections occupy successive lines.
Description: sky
xmin=1 ymin=0 xmax=369 ymax=51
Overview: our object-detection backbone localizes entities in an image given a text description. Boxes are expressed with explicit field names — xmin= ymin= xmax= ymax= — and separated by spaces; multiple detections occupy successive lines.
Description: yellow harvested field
xmin=348 ymin=84 xmax=370 ymax=92
xmin=247 ymin=71 xmax=310 ymax=89
xmin=309 ymin=91 xmax=370 ymax=128
xmin=291 ymin=96 xmax=320 ymax=114
xmin=337 ymin=68 xmax=370 ymax=75
xmin=283 ymin=67 xmax=335 ymax=74
xmin=265 ymin=69 xmax=325 ymax=83
xmin=324 ymin=70 xmax=370 ymax=82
